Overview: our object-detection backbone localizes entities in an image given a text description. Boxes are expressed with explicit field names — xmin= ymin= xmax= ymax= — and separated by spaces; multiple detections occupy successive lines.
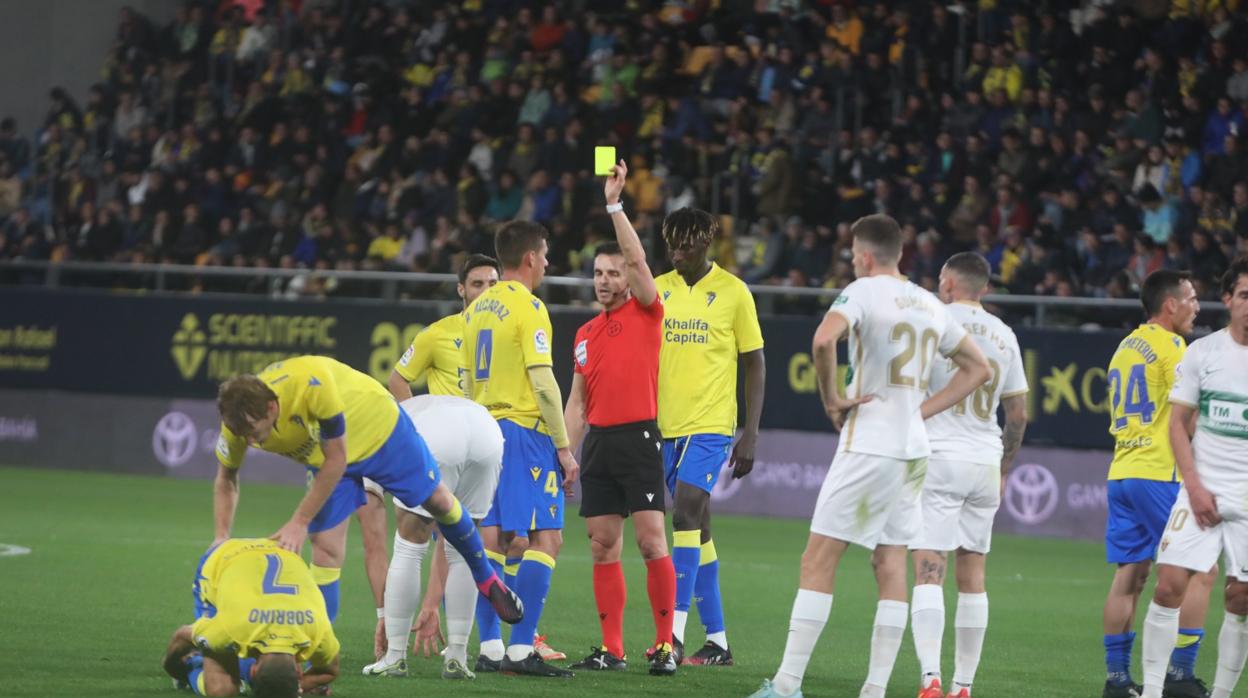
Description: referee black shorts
xmin=579 ymin=420 xmax=665 ymax=518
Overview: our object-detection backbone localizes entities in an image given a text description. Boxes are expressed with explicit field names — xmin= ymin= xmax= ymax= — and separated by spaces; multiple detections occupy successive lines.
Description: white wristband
xmin=376 ymin=607 xmax=385 ymax=618
xmin=605 ymin=202 xmax=624 ymax=214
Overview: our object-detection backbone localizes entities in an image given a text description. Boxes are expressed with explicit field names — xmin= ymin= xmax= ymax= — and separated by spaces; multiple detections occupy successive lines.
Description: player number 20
xmin=887 ymin=322 xmax=939 ymax=391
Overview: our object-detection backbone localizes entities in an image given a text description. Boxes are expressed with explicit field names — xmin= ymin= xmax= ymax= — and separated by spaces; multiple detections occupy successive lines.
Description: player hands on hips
xmin=909 ymin=253 xmax=1030 ymax=698
xmin=655 ymin=203 xmax=767 ymax=667
xmin=211 ymin=356 xmax=521 ymax=635
xmin=1139 ymin=258 xmax=1248 ymax=698
xmin=751 ymin=215 xmax=991 ymax=698
xmin=562 ymin=160 xmax=680 ymax=677
xmin=163 ymin=539 xmax=340 ymax=697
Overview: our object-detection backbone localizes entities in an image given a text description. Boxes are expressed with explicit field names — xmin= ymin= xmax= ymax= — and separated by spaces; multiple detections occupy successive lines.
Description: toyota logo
xmin=1004 ymin=463 xmax=1059 ymax=525
xmin=153 ymin=411 xmax=198 ymax=467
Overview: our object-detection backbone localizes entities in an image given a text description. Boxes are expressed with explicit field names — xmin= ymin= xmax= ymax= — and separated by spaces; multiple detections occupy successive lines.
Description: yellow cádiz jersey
xmin=191 ymin=539 xmax=339 ymax=664
xmin=216 ymin=355 xmax=399 ymax=470
xmin=655 ymin=264 xmax=765 ymax=438
xmin=1107 ymin=323 xmax=1187 ymax=481
xmin=394 ymin=312 xmax=466 ymax=397
xmin=462 ymin=280 xmax=554 ymax=432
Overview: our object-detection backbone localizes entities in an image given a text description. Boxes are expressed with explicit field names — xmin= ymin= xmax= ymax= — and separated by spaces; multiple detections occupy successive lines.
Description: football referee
xmin=564 ymin=160 xmax=679 ymax=677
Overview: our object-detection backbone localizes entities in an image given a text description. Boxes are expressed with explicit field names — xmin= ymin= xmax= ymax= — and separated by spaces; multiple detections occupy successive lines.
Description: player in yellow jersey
xmin=1100 ymin=270 xmax=1214 ymax=698
xmin=389 ymin=254 xmax=500 ymax=401
xmin=653 ymin=208 xmax=766 ymax=665
xmin=376 ymin=252 xmax=565 ymax=670
xmin=462 ymin=220 xmax=580 ymax=677
xmin=162 ymin=538 xmax=339 ymax=697
xmin=211 ymin=355 xmax=522 ymax=634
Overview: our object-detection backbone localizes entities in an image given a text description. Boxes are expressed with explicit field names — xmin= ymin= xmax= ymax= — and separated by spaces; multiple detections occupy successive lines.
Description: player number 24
xmin=1107 ymin=363 xmax=1156 ymax=431
xmin=888 ymin=322 xmax=939 ymax=391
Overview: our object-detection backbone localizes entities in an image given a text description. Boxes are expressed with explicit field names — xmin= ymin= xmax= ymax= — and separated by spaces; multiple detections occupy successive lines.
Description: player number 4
xmin=1107 ymin=363 xmax=1156 ymax=431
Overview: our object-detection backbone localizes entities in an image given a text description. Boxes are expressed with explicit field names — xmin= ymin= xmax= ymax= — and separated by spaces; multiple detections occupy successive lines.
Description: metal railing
xmin=0 ymin=259 xmax=1230 ymax=327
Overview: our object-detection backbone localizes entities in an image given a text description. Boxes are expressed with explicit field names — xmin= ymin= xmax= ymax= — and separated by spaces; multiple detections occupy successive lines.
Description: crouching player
xmin=211 ymin=355 xmax=521 ymax=629
xmin=162 ymin=538 xmax=339 ymax=697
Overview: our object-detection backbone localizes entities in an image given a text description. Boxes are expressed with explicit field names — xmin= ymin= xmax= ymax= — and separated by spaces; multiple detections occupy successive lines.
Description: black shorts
xmin=579 ymin=420 xmax=665 ymax=518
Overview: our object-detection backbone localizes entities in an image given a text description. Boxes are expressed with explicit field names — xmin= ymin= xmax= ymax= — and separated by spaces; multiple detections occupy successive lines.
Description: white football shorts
xmin=1157 ymin=485 xmax=1248 ymax=582
xmin=810 ymin=451 xmax=927 ymax=549
xmin=910 ymin=458 xmax=1000 ymax=554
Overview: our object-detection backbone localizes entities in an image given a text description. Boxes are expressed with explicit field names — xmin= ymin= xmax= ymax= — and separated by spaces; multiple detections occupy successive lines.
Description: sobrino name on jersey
xmin=248 ymin=609 xmax=317 ymax=625
xmin=664 ymin=317 xmax=710 ymax=345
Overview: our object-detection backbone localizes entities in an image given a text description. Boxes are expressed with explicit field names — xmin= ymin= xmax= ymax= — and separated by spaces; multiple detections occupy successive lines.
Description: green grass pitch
xmin=0 ymin=466 xmax=1226 ymax=697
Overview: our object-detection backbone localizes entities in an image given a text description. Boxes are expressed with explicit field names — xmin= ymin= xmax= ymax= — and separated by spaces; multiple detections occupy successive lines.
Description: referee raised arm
xmin=564 ymin=160 xmax=679 ymax=677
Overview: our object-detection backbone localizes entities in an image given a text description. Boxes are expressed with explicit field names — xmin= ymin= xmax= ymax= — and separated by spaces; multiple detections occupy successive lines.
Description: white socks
xmin=673 ymin=610 xmax=688 ymax=644
xmin=862 ymin=600 xmax=908 ymax=695
xmin=1213 ymin=612 xmax=1248 ymax=698
xmin=1142 ymin=602 xmax=1181 ymax=698
xmin=773 ymin=589 xmax=833 ymax=696
xmin=383 ymin=533 xmax=428 ymax=663
xmin=707 ymin=630 xmax=728 ymax=649
xmin=953 ymin=592 xmax=988 ymax=688
xmin=912 ymin=584 xmax=945 ymax=682
xmin=505 ymin=643 xmax=534 ymax=661
xmin=443 ymin=544 xmax=476 ymax=666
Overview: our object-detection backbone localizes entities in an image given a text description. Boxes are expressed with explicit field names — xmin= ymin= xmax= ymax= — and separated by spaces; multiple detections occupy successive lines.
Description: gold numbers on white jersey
xmin=954 ymin=359 xmax=1001 ymax=421
xmin=887 ymin=322 xmax=939 ymax=390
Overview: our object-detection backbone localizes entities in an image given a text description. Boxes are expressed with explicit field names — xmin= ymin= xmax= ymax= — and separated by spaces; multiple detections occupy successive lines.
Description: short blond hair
xmin=218 ymin=375 xmax=276 ymax=436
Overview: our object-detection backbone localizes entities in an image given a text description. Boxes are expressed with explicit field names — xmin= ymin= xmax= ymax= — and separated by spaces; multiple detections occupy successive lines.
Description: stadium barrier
xmin=0 ymin=389 xmax=1107 ymax=541
xmin=3 ymin=285 xmax=1152 ymax=448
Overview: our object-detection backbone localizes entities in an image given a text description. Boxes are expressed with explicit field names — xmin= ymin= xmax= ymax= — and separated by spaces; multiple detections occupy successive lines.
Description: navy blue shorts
xmin=480 ymin=419 xmax=563 ymax=534
xmin=308 ymin=410 xmax=442 ymax=534
xmin=1105 ymin=478 xmax=1181 ymax=564
xmin=663 ymin=434 xmax=733 ymax=495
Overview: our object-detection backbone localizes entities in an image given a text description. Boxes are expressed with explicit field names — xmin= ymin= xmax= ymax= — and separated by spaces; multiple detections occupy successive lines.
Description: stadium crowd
xmin=2 ymin=0 xmax=1248 ymax=304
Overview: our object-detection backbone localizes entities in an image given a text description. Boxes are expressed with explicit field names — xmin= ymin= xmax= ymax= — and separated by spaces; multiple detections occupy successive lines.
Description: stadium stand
xmin=2 ymin=0 xmax=1248 ymax=305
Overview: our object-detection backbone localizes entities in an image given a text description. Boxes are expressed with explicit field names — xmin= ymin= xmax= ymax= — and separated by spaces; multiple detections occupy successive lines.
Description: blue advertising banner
xmin=1 ymin=287 xmax=1132 ymax=449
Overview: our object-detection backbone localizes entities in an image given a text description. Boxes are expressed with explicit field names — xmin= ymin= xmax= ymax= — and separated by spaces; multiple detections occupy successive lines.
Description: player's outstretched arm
xmin=273 ymin=435 xmax=347 ymax=552
xmin=999 ymin=393 xmax=1028 ymax=481
xmin=527 ymin=365 xmax=580 ymax=494
xmin=212 ymin=464 xmax=240 ymax=544
xmin=1170 ymin=402 xmax=1220 ymax=528
xmin=603 ymin=160 xmax=658 ymax=306
xmin=564 ymin=373 xmax=589 ymax=454
xmin=920 ymin=336 xmax=991 ymax=419
xmin=813 ymin=311 xmax=871 ymax=428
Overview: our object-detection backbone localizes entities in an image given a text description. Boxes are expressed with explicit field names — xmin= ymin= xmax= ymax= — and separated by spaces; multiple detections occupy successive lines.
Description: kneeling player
xmin=909 ymin=253 xmax=1029 ymax=698
xmin=162 ymin=538 xmax=340 ymax=697
xmin=363 ymin=394 xmax=505 ymax=680
xmin=1141 ymin=260 xmax=1248 ymax=698
xmin=212 ymin=355 xmax=521 ymax=631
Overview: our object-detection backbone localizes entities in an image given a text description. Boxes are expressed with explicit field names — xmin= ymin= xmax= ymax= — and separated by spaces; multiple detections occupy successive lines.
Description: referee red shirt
xmin=573 ymin=295 xmax=664 ymax=427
